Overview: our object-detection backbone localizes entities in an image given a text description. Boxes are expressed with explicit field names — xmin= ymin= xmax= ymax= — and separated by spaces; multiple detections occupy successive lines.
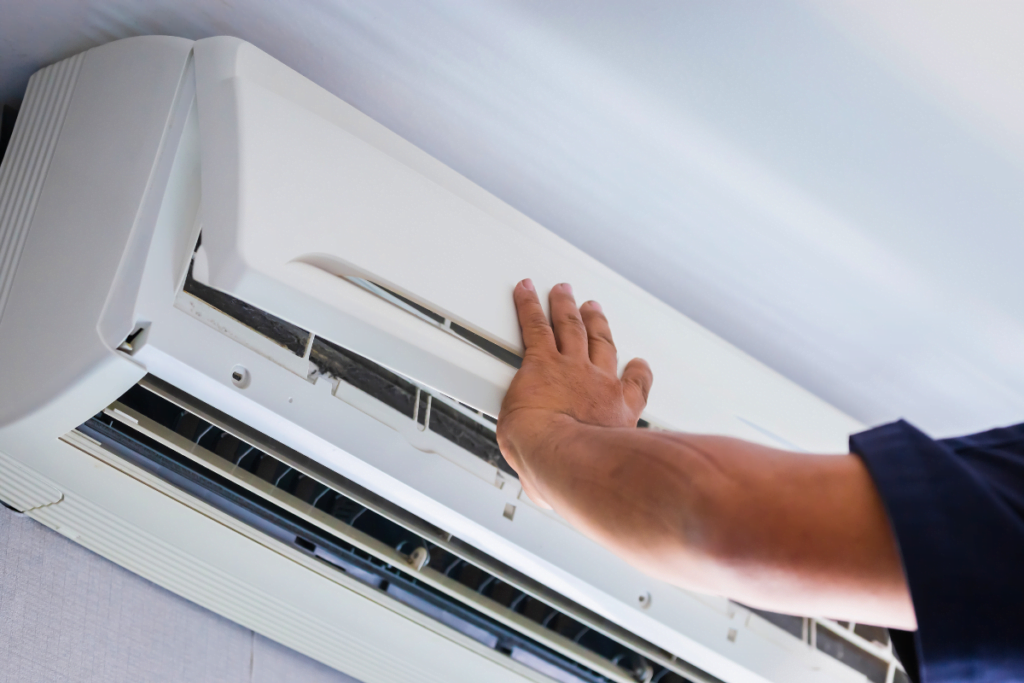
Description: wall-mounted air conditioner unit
xmin=0 ymin=36 xmax=904 ymax=683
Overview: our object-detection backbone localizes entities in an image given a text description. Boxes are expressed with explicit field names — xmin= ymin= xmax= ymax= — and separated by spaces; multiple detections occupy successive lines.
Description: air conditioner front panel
xmin=193 ymin=37 xmax=862 ymax=453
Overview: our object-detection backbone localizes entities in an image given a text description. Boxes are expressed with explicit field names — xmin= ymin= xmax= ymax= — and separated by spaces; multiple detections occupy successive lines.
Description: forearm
xmin=517 ymin=419 xmax=915 ymax=627
xmin=519 ymin=418 xmax=728 ymax=590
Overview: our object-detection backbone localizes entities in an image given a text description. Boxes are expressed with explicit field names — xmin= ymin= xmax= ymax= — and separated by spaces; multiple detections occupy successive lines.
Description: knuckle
xmin=526 ymin=312 xmax=550 ymax=329
xmin=560 ymin=313 xmax=586 ymax=330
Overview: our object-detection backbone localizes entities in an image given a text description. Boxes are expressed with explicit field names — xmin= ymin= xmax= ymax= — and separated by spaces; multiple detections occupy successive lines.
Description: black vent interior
xmin=372 ymin=282 xmax=446 ymax=325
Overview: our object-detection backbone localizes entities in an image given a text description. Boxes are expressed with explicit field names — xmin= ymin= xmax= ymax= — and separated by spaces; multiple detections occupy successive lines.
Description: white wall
xmin=0 ymin=504 xmax=360 ymax=683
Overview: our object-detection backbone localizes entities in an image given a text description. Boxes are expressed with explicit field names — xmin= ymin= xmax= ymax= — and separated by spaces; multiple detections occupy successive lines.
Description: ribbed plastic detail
xmin=0 ymin=450 xmax=64 ymax=511
xmin=0 ymin=53 xmax=84 ymax=324
xmin=30 ymin=489 xmax=474 ymax=683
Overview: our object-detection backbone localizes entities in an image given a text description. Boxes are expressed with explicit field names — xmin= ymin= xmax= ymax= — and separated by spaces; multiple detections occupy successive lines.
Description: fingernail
xmin=561 ymin=282 xmax=573 ymax=295
xmin=521 ymin=278 xmax=535 ymax=291
xmin=586 ymin=300 xmax=602 ymax=312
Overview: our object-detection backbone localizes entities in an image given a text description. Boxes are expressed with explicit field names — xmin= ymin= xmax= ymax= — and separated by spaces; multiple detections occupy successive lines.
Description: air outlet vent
xmin=85 ymin=378 xmax=713 ymax=683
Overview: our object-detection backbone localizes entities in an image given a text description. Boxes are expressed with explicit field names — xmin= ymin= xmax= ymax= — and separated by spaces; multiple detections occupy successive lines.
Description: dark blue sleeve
xmin=850 ymin=420 xmax=1024 ymax=683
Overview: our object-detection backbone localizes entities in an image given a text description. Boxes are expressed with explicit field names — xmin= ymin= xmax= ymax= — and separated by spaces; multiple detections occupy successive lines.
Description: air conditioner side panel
xmin=0 ymin=36 xmax=192 ymax=430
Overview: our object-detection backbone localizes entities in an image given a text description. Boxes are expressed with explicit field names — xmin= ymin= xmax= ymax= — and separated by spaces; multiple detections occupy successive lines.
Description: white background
xmin=3 ymin=0 xmax=1024 ymax=437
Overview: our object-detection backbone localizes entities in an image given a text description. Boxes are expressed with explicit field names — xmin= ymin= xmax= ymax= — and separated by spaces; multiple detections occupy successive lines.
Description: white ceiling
xmin=4 ymin=1 xmax=1023 ymax=437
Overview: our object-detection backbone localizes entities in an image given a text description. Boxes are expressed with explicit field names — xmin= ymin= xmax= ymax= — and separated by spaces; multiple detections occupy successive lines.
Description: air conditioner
xmin=0 ymin=36 xmax=905 ymax=683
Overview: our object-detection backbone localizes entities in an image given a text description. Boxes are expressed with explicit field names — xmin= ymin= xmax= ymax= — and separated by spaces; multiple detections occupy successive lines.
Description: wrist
xmin=508 ymin=410 xmax=582 ymax=453
xmin=514 ymin=412 xmax=586 ymax=501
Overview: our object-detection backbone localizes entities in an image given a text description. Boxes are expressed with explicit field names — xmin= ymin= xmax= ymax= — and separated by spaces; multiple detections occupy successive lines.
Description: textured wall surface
xmin=0 ymin=504 xmax=360 ymax=683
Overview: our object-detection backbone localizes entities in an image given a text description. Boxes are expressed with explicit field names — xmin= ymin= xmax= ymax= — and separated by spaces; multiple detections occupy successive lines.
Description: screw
xmin=407 ymin=546 xmax=430 ymax=571
xmin=231 ymin=365 xmax=250 ymax=389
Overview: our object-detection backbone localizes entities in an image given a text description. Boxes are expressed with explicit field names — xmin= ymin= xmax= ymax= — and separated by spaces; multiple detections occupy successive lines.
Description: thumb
xmin=621 ymin=358 xmax=653 ymax=417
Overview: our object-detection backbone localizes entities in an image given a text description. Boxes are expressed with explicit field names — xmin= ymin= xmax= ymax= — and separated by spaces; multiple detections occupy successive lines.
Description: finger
xmin=549 ymin=283 xmax=588 ymax=357
xmin=580 ymin=301 xmax=617 ymax=373
xmin=621 ymin=358 xmax=654 ymax=416
xmin=513 ymin=279 xmax=556 ymax=353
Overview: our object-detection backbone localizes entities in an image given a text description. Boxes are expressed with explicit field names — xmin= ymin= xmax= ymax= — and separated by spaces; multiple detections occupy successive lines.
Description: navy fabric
xmin=851 ymin=420 xmax=1024 ymax=683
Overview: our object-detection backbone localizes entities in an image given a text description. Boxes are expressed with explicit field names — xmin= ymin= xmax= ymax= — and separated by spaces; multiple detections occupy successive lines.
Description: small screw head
xmin=231 ymin=365 xmax=250 ymax=389
xmin=408 ymin=546 xmax=430 ymax=571
xmin=638 ymin=592 xmax=652 ymax=609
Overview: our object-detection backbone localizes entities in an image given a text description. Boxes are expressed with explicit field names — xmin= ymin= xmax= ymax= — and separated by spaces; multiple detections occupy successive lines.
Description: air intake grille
xmin=309 ymin=336 xmax=513 ymax=474
xmin=183 ymin=263 xmax=519 ymax=476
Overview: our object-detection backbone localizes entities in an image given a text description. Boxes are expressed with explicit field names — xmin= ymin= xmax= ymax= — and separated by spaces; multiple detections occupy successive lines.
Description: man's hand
xmin=496 ymin=279 xmax=653 ymax=507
